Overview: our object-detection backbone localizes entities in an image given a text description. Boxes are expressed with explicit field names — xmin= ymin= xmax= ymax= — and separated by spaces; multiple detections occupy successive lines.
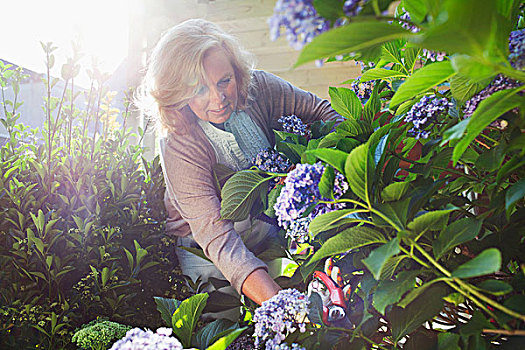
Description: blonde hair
xmin=137 ymin=19 xmax=255 ymax=134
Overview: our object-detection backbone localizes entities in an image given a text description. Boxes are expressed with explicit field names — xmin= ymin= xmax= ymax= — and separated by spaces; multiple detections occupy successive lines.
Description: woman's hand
xmin=241 ymin=268 xmax=281 ymax=305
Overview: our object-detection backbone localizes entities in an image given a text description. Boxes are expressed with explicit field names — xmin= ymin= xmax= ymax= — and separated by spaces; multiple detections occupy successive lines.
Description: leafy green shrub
xmin=0 ymin=45 xmax=190 ymax=349
xmin=221 ymin=0 xmax=525 ymax=349
xmin=72 ymin=319 xmax=131 ymax=350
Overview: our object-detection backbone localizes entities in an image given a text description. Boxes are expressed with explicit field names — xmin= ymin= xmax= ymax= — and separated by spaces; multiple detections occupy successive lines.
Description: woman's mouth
xmin=210 ymin=104 xmax=230 ymax=114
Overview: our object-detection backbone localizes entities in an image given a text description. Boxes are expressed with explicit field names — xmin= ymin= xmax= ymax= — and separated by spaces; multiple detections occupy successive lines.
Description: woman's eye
xmin=218 ymin=78 xmax=231 ymax=87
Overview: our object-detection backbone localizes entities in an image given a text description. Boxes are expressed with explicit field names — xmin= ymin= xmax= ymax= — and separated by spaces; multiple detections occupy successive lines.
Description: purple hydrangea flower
xmin=274 ymin=162 xmax=348 ymax=236
xmin=343 ymin=0 xmax=366 ymax=17
xmin=109 ymin=327 xmax=182 ymax=350
xmin=268 ymin=0 xmax=368 ymax=51
xmin=274 ymin=343 xmax=307 ymax=350
xmin=253 ymin=147 xmax=292 ymax=173
xmin=253 ymin=289 xmax=309 ymax=350
xmin=405 ymin=94 xmax=453 ymax=139
xmin=278 ymin=114 xmax=308 ymax=136
xmin=398 ymin=9 xmax=447 ymax=60
xmin=422 ymin=49 xmax=447 ymax=62
xmin=351 ymin=76 xmax=374 ymax=101
xmin=463 ymin=75 xmax=522 ymax=118
xmin=285 ymin=217 xmax=311 ymax=243
xmin=268 ymin=0 xmax=330 ymax=50
xmin=398 ymin=9 xmax=419 ymax=33
xmin=509 ymin=29 xmax=525 ymax=69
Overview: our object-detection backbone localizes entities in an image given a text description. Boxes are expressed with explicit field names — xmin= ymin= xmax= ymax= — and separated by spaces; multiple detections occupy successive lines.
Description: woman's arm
xmin=160 ymin=132 xmax=269 ymax=296
xmin=242 ymin=268 xmax=281 ymax=305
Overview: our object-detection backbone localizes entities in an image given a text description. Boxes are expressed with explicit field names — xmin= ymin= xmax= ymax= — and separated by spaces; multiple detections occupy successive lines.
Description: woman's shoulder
xmin=160 ymin=128 xmax=214 ymax=165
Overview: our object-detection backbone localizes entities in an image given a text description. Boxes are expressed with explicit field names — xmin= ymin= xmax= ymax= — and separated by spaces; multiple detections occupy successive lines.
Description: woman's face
xmin=187 ymin=47 xmax=238 ymax=124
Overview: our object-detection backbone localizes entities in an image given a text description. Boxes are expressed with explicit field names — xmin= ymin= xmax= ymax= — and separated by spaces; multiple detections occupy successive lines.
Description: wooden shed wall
xmin=139 ymin=0 xmax=361 ymax=99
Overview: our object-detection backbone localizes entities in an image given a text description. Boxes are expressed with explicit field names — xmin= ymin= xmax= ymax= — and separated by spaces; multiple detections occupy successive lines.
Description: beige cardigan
xmin=160 ymin=70 xmax=340 ymax=293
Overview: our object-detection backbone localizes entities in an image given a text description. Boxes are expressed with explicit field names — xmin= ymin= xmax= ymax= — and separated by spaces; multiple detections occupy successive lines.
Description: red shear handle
xmin=313 ymin=271 xmax=346 ymax=308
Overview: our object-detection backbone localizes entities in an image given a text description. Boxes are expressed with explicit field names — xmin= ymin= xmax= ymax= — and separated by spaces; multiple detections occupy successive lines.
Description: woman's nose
xmin=209 ymin=87 xmax=225 ymax=104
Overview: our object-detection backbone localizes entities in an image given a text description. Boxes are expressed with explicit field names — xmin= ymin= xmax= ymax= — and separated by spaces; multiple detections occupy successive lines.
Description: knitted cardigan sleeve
xmin=160 ymin=129 xmax=267 ymax=294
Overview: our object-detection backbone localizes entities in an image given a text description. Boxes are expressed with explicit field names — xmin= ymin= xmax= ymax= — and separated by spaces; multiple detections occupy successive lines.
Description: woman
xmin=139 ymin=18 xmax=341 ymax=309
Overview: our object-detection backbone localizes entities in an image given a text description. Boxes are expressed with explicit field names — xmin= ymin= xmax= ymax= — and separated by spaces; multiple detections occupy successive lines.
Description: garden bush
xmin=218 ymin=0 xmax=525 ymax=349
xmin=1 ymin=0 xmax=525 ymax=349
xmin=0 ymin=44 xmax=189 ymax=349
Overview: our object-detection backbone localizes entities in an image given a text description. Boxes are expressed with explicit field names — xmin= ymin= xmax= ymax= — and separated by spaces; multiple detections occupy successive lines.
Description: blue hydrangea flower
xmin=268 ymin=0 xmax=368 ymax=52
xmin=405 ymin=94 xmax=453 ymax=139
xmin=253 ymin=289 xmax=309 ymax=350
xmin=253 ymin=147 xmax=292 ymax=173
xmin=109 ymin=327 xmax=182 ymax=350
xmin=398 ymin=9 xmax=447 ymax=60
xmin=351 ymin=76 xmax=375 ymax=101
xmin=274 ymin=162 xmax=348 ymax=235
xmin=268 ymin=0 xmax=330 ymax=50
xmin=509 ymin=29 xmax=525 ymax=69
xmin=278 ymin=114 xmax=308 ymax=136
xmin=273 ymin=343 xmax=307 ymax=350
xmin=285 ymin=217 xmax=311 ymax=243
xmin=463 ymin=75 xmax=522 ymax=118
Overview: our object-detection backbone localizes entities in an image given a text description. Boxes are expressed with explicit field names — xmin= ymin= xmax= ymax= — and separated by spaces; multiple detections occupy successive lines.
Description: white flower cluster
xmin=253 ymin=289 xmax=309 ymax=350
xmin=109 ymin=327 xmax=182 ymax=350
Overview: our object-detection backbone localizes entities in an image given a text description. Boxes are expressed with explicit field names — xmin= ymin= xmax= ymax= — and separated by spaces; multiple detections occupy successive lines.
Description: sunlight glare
xmin=1 ymin=0 xmax=130 ymax=87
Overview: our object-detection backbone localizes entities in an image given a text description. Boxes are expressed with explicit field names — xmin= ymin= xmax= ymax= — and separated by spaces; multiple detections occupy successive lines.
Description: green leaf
xmin=450 ymin=55 xmax=499 ymax=84
xmin=407 ymin=209 xmax=454 ymax=238
xmin=389 ymin=285 xmax=446 ymax=343
xmin=449 ymin=74 xmax=485 ymax=104
xmin=207 ymin=327 xmax=247 ymax=350
xmin=361 ymin=68 xmax=408 ymax=82
xmin=373 ymin=270 xmax=419 ymax=314
xmin=220 ymin=170 xmax=270 ymax=221
xmin=296 ymin=21 xmax=413 ymax=67
xmin=373 ymin=201 xmax=408 ymax=230
xmin=309 ymin=226 xmax=387 ymax=264
xmin=154 ymin=297 xmax=182 ymax=327
xmin=264 ymin=184 xmax=283 ymax=218
xmin=306 ymin=148 xmax=348 ymax=174
xmin=344 ymin=143 xmax=374 ymax=205
xmin=417 ymin=0 xmax=509 ymax=58
xmin=390 ymin=61 xmax=456 ymax=107
xmin=505 ymin=178 xmax=525 ymax=213
xmin=401 ymin=0 xmax=427 ymax=23
xmin=309 ymin=208 xmax=368 ymax=236
xmin=437 ymin=333 xmax=461 ymax=350
xmin=194 ymin=319 xmax=236 ymax=349
xmin=477 ymin=279 xmax=513 ymax=296
xmin=319 ymin=166 xmax=335 ymax=200
xmin=381 ymin=41 xmax=406 ymax=68
xmin=379 ymin=255 xmax=408 ymax=280
xmin=452 ymin=86 xmax=524 ymax=164
xmin=451 ymin=248 xmax=502 ymax=278
xmin=381 ymin=182 xmax=411 ymax=202
xmin=203 ymin=291 xmax=242 ymax=313
xmin=328 ymin=87 xmax=362 ymax=119
xmin=308 ymin=292 xmax=325 ymax=326
xmin=362 ymin=83 xmax=381 ymax=124
xmin=336 ymin=118 xmax=373 ymax=139
xmin=313 ymin=0 xmax=345 ymax=23
xmin=398 ymin=277 xmax=448 ymax=308
xmin=172 ymin=293 xmax=209 ymax=348
xmin=101 ymin=267 xmax=109 ymax=288
xmin=433 ymin=217 xmax=482 ymax=259
xmin=363 ymin=237 xmax=401 ymax=280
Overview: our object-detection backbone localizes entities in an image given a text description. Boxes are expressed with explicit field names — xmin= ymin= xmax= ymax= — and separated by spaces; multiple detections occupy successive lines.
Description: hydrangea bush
xmin=220 ymin=0 xmax=525 ymax=349
xmin=109 ymin=328 xmax=182 ymax=350
xmin=253 ymin=289 xmax=309 ymax=350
